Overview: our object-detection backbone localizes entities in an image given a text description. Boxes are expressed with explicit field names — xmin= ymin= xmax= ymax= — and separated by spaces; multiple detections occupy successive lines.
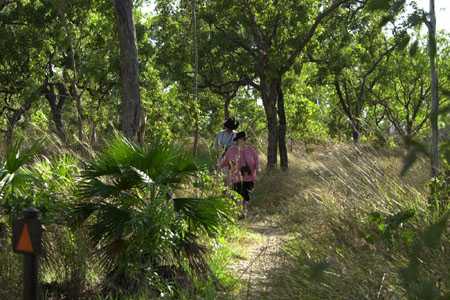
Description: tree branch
xmin=283 ymin=0 xmax=352 ymax=72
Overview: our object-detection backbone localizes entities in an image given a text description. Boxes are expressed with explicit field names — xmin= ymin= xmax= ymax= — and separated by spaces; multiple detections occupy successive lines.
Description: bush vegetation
xmin=253 ymin=145 xmax=449 ymax=300
xmin=0 ymin=136 xmax=239 ymax=299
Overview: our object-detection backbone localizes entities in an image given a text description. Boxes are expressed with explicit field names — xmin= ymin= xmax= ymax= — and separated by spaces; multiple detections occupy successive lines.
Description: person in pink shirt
xmin=220 ymin=131 xmax=259 ymax=217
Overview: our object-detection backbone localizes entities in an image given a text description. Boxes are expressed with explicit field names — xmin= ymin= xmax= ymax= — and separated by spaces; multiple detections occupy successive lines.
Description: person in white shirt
xmin=215 ymin=118 xmax=239 ymax=184
xmin=214 ymin=117 xmax=239 ymax=154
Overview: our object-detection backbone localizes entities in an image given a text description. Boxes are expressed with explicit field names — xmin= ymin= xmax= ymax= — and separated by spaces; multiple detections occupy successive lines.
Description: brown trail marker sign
xmin=12 ymin=207 xmax=42 ymax=300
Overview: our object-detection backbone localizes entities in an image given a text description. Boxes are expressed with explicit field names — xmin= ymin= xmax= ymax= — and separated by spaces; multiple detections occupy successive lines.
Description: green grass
xmin=247 ymin=144 xmax=450 ymax=299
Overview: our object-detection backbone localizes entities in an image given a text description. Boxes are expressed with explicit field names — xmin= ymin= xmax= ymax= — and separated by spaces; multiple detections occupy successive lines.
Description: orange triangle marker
xmin=16 ymin=223 xmax=33 ymax=253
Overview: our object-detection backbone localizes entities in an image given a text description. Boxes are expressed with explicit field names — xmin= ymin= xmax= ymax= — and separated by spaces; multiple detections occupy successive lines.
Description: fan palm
xmin=0 ymin=139 xmax=43 ymax=218
xmin=72 ymin=135 xmax=234 ymax=294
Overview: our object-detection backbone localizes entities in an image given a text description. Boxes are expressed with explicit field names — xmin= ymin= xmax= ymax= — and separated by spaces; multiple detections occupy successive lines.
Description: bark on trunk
xmin=68 ymin=57 xmax=84 ymax=142
xmin=261 ymin=80 xmax=279 ymax=169
xmin=193 ymin=123 xmax=199 ymax=155
xmin=224 ymin=96 xmax=231 ymax=120
xmin=191 ymin=0 xmax=199 ymax=155
xmin=44 ymin=82 xmax=67 ymax=142
xmin=70 ymin=83 xmax=84 ymax=142
xmin=63 ymin=16 xmax=84 ymax=142
xmin=352 ymin=124 xmax=360 ymax=144
xmin=137 ymin=111 xmax=147 ymax=145
xmin=113 ymin=0 xmax=142 ymax=140
xmin=5 ymin=97 xmax=34 ymax=145
xmin=277 ymin=81 xmax=288 ymax=170
xmin=428 ymin=0 xmax=440 ymax=177
xmin=90 ymin=118 xmax=97 ymax=145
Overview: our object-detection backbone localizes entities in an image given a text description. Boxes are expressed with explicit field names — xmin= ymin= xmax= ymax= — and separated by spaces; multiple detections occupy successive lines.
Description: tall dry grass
xmin=251 ymin=144 xmax=450 ymax=299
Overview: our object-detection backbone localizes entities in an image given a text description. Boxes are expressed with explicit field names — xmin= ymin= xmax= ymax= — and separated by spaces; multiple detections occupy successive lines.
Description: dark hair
xmin=223 ymin=118 xmax=239 ymax=130
xmin=233 ymin=131 xmax=246 ymax=141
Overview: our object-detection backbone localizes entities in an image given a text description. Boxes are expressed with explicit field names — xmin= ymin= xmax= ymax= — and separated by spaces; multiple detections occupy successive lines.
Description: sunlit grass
xmin=250 ymin=144 xmax=442 ymax=299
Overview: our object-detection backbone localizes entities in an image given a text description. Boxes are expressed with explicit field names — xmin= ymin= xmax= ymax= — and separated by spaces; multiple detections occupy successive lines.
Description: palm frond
xmin=79 ymin=136 xmax=199 ymax=198
xmin=0 ymin=140 xmax=43 ymax=205
xmin=4 ymin=139 xmax=42 ymax=173
xmin=77 ymin=177 xmax=129 ymax=199
xmin=72 ymin=135 xmax=234 ymax=288
xmin=178 ymin=233 xmax=209 ymax=276
xmin=173 ymin=197 xmax=235 ymax=236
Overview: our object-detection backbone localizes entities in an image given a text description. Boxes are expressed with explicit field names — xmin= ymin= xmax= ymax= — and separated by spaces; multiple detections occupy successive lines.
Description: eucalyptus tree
xmin=0 ymin=0 xmax=150 ymax=144
xmin=0 ymin=1 xmax=55 ymax=143
xmin=394 ymin=1 xmax=447 ymax=176
xmin=203 ymin=0 xmax=370 ymax=170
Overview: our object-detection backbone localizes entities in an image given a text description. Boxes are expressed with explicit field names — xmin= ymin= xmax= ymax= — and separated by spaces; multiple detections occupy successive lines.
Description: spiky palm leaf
xmin=72 ymin=135 xmax=233 ymax=290
xmin=78 ymin=136 xmax=198 ymax=200
xmin=0 ymin=140 xmax=42 ymax=211
xmin=173 ymin=196 xmax=235 ymax=236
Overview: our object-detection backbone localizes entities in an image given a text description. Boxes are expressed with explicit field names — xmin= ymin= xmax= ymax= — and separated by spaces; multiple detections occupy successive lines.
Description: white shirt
xmin=215 ymin=130 xmax=235 ymax=152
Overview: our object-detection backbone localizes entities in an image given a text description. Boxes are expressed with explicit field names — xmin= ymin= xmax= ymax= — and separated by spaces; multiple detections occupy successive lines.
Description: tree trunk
xmin=68 ymin=47 xmax=84 ymax=142
xmin=261 ymin=80 xmax=278 ymax=169
xmin=113 ymin=0 xmax=142 ymax=140
xmin=70 ymin=83 xmax=84 ymax=142
xmin=5 ymin=96 xmax=34 ymax=145
xmin=191 ymin=0 xmax=199 ymax=155
xmin=224 ymin=96 xmax=231 ymax=120
xmin=62 ymin=11 xmax=84 ymax=143
xmin=137 ymin=111 xmax=147 ymax=145
xmin=193 ymin=122 xmax=199 ymax=155
xmin=89 ymin=118 xmax=97 ymax=145
xmin=277 ymin=81 xmax=288 ymax=170
xmin=44 ymin=82 xmax=67 ymax=142
xmin=428 ymin=0 xmax=440 ymax=177
xmin=6 ymin=112 xmax=22 ymax=145
xmin=351 ymin=123 xmax=360 ymax=144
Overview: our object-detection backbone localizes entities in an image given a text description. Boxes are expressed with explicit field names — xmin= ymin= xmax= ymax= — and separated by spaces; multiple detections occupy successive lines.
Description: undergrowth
xmin=251 ymin=144 xmax=450 ymax=299
xmin=0 ymin=137 xmax=242 ymax=300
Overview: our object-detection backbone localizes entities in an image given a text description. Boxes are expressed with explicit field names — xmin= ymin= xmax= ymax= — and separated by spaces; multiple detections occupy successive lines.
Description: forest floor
xmin=228 ymin=217 xmax=288 ymax=299
xmin=224 ymin=147 xmax=318 ymax=300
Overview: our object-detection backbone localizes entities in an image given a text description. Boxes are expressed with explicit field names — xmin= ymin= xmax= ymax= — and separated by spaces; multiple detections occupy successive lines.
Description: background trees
xmin=0 ymin=0 xmax=448 ymax=169
xmin=154 ymin=0 xmax=370 ymax=169
xmin=1 ymin=0 xmax=450 ymax=299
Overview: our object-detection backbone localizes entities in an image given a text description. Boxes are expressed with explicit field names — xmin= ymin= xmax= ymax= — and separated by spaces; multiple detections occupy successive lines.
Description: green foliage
xmin=409 ymin=40 xmax=419 ymax=56
xmin=72 ymin=135 xmax=235 ymax=295
xmin=366 ymin=209 xmax=416 ymax=246
xmin=0 ymin=135 xmax=237 ymax=298
xmin=399 ymin=212 xmax=450 ymax=300
xmin=284 ymin=69 xmax=329 ymax=143
xmin=1 ymin=0 xmax=450 ymax=298
xmin=367 ymin=0 xmax=394 ymax=11
xmin=0 ymin=139 xmax=42 ymax=216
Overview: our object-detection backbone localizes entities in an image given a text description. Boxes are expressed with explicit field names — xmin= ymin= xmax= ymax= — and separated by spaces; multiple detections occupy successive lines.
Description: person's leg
xmin=233 ymin=182 xmax=247 ymax=219
xmin=232 ymin=182 xmax=244 ymax=201
xmin=241 ymin=181 xmax=254 ymax=217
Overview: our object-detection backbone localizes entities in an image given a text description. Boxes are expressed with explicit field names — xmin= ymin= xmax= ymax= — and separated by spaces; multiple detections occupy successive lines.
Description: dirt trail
xmin=225 ymin=153 xmax=317 ymax=299
xmin=229 ymin=217 xmax=288 ymax=299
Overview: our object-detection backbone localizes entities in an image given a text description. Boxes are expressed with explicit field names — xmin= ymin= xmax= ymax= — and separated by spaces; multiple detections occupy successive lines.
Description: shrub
xmin=72 ymin=136 xmax=236 ymax=297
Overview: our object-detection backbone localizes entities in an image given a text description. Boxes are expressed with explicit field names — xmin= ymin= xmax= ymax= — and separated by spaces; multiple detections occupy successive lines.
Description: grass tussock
xmin=252 ymin=144 xmax=450 ymax=300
